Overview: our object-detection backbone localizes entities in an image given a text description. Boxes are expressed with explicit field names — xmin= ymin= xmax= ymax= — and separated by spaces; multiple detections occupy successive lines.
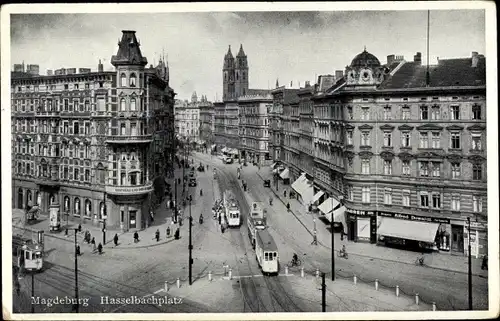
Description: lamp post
xmin=188 ymin=195 xmax=193 ymax=285
xmin=467 ymin=217 xmax=473 ymax=310
xmin=74 ymin=228 xmax=79 ymax=313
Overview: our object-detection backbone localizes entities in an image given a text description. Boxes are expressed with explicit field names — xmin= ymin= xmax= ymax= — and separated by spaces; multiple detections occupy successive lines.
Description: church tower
xmin=223 ymin=45 xmax=235 ymax=100
xmin=235 ymin=44 xmax=249 ymax=97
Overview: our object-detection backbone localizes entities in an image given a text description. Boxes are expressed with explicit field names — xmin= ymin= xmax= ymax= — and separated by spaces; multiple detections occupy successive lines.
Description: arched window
xmin=120 ymin=73 xmax=127 ymax=87
xmin=99 ymin=202 xmax=106 ymax=219
xmin=74 ymin=197 xmax=80 ymax=215
xmin=130 ymin=98 xmax=136 ymax=111
xmin=130 ymin=73 xmax=137 ymax=87
xmin=120 ymin=98 xmax=126 ymax=111
xmin=85 ymin=199 xmax=92 ymax=217
xmin=64 ymin=196 xmax=70 ymax=212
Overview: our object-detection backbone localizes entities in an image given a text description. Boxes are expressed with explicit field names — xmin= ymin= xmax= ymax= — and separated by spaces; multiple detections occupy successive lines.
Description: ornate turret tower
xmin=223 ymin=45 xmax=235 ymax=100
xmin=235 ymin=44 xmax=249 ymax=97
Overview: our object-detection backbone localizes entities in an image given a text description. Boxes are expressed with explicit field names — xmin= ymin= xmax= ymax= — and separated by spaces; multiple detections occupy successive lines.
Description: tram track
xmin=209 ymin=157 xmax=304 ymax=312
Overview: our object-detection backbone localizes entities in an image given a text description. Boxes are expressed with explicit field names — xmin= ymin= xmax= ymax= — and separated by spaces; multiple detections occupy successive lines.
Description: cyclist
xmin=269 ymin=196 xmax=273 ymax=206
xmin=340 ymin=244 xmax=347 ymax=258
xmin=292 ymin=253 xmax=299 ymax=266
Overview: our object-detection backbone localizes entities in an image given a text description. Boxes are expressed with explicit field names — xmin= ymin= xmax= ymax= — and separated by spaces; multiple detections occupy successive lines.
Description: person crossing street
xmin=113 ymin=233 xmax=119 ymax=246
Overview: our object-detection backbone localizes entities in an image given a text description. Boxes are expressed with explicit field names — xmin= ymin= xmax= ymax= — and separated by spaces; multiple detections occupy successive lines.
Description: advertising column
xmin=464 ymin=221 xmax=486 ymax=259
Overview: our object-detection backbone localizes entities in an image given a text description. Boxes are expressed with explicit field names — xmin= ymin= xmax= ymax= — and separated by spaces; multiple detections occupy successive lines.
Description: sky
xmin=10 ymin=8 xmax=486 ymax=101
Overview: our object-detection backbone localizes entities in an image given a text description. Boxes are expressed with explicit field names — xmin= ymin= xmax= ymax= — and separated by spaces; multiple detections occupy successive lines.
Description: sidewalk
xmin=253 ymin=166 xmax=488 ymax=279
xmin=11 ymin=167 xmax=195 ymax=250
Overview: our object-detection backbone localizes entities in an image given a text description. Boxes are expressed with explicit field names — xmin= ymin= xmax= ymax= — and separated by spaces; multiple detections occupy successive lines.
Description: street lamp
xmin=467 ymin=217 xmax=473 ymax=310
xmin=73 ymin=228 xmax=79 ymax=313
xmin=188 ymin=195 xmax=193 ymax=285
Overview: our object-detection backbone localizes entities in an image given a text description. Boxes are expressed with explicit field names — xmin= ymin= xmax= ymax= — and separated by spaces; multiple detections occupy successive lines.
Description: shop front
xmin=346 ymin=208 xmax=377 ymax=243
xmin=377 ymin=212 xmax=450 ymax=252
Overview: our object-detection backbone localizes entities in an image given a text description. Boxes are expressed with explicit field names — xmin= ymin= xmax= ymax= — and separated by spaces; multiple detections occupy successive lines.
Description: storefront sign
xmin=346 ymin=208 xmax=375 ymax=216
xmin=378 ymin=211 xmax=450 ymax=224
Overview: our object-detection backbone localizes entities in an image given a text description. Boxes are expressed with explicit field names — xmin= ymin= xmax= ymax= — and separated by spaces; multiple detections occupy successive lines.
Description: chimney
xmin=335 ymin=70 xmax=344 ymax=80
xmin=27 ymin=64 xmax=40 ymax=76
xmin=98 ymin=59 xmax=104 ymax=72
xmin=414 ymin=52 xmax=422 ymax=65
xmin=471 ymin=51 xmax=479 ymax=67
xmin=387 ymin=54 xmax=395 ymax=65
xmin=47 ymin=69 xmax=53 ymax=76
xmin=14 ymin=64 xmax=24 ymax=72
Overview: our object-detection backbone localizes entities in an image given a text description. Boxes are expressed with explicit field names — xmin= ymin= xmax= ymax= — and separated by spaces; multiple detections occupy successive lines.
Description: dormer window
xmin=130 ymin=73 xmax=137 ymax=87
xmin=120 ymin=73 xmax=127 ymax=87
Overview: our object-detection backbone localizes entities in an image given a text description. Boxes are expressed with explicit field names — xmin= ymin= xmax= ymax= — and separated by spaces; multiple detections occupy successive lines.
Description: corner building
xmin=11 ymin=30 xmax=175 ymax=231
xmin=312 ymin=50 xmax=487 ymax=257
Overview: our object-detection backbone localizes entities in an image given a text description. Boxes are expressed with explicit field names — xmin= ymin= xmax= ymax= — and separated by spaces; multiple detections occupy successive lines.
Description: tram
xmin=247 ymin=202 xmax=267 ymax=249
xmin=223 ymin=190 xmax=241 ymax=227
xmin=13 ymin=235 xmax=44 ymax=272
xmin=255 ymin=229 xmax=279 ymax=275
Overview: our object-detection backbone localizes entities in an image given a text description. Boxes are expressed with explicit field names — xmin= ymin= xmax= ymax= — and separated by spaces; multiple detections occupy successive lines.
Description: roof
xmin=350 ymin=49 xmax=381 ymax=69
xmin=379 ymin=57 xmax=486 ymax=89
xmin=247 ymin=89 xmax=272 ymax=96
xmin=256 ymin=229 xmax=278 ymax=251
xmin=111 ymin=30 xmax=148 ymax=67
xmin=237 ymin=44 xmax=246 ymax=57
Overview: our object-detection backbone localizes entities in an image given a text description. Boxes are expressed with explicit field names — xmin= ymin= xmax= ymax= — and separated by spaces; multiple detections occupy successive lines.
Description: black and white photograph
xmin=1 ymin=2 xmax=498 ymax=320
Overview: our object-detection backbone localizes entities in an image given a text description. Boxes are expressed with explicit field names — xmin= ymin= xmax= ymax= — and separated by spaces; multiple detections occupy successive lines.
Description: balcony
xmin=106 ymin=134 xmax=153 ymax=144
xmin=35 ymin=111 xmax=60 ymax=117
xmin=33 ymin=174 xmax=60 ymax=186
xmin=105 ymin=182 xmax=154 ymax=196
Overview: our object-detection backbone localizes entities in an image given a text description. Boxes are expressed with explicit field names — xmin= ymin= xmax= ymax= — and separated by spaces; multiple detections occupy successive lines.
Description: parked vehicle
xmin=263 ymin=180 xmax=271 ymax=187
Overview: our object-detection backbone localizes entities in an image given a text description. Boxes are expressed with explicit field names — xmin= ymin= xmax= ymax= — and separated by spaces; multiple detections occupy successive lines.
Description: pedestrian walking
xmin=481 ymin=254 xmax=488 ymax=270
xmin=284 ymin=190 xmax=287 ymax=198
xmin=97 ymin=243 xmax=103 ymax=255
xmin=286 ymin=202 xmax=291 ymax=212
xmin=311 ymin=230 xmax=318 ymax=245
xmin=91 ymin=237 xmax=96 ymax=252
xmin=113 ymin=233 xmax=119 ymax=246
xmin=218 ymin=214 xmax=222 ymax=225
xmin=133 ymin=231 xmax=139 ymax=243
xmin=155 ymin=229 xmax=160 ymax=242
xmin=174 ymin=228 xmax=180 ymax=239
xmin=78 ymin=224 xmax=82 ymax=233
xmin=76 ymin=244 xmax=81 ymax=256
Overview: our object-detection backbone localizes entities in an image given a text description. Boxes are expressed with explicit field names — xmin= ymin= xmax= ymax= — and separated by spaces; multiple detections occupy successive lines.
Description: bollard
xmin=316 ymin=268 xmax=320 ymax=278
xmin=300 ymin=267 xmax=304 ymax=278
xmin=353 ymin=275 xmax=357 ymax=285
xmin=285 ymin=266 xmax=289 ymax=276
xmin=415 ymin=293 xmax=419 ymax=305
xmin=176 ymin=278 xmax=180 ymax=289
xmin=396 ymin=285 xmax=400 ymax=297
xmin=229 ymin=268 xmax=233 ymax=280
xmin=164 ymin=281 xmax=168 ymax=292
xmin=432 ymin=302 xmax=436 ymax=311
xmin=375 ymin=279 xmax=379 ymax=291
xmin=208 ymin=271 xmax=212 ymax=282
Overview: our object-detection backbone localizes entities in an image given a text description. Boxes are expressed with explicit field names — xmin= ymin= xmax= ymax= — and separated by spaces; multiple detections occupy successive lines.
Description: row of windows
xmin=348 ymin=103 xmax=482 ymax=121
xmin=359 ymin=159 xmax=483 ymax=180
xmin=353 ymin=186 xmax=484 ymax=212
xmin=16 ymin=81 xmax=105 ymax=93
xmin=350 ymin=130 xmax=483 ymax=151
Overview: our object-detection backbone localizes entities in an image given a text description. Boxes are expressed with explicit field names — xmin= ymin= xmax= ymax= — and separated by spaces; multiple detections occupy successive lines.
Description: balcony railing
xmin=105 ymin=182 xmax=154 ymax=196
xmin=106 ymin=134 xmax=153 ymax=143
xmin=36 ymin=111 xmax=60 ymax=117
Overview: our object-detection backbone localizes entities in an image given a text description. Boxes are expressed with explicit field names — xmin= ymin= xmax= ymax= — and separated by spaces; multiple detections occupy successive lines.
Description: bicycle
xmin=288 ymin=258 xmax=302 ymax=267
xmin=337 ymin=250 xmax=348 ymax=259
xmin=415 ymin=256 xmax=425 ymax=266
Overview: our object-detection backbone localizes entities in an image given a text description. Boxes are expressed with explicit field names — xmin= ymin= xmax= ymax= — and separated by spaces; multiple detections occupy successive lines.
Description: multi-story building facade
xmin=11 ymin=30 xmax=176 ymax=231
xmin=213 ymin=101 xmax=226 ymax=147
xmin=198 ymin=96 xmax=215 ymax=147
xmin=238 ymin=93 xmax=273 ymax=164
xmin=276 ymin=49 xmax=487 ymax=257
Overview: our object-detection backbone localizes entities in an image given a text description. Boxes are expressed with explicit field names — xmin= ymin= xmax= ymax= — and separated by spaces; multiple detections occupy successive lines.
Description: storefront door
xmin=130 ymin=210 xmax=137 ymax=229
xmin=348 ymin=220 xmax=356 ymax=241
xmin=451 ymin=225 xmax=464 ymax=253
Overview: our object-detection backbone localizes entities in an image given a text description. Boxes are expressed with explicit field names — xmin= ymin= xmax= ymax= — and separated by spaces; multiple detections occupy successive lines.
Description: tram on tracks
xmin=247 ymin=202 xmax=266 ymax=249
xmin=12 ymin=231 xmax=44 ymax=272
xmin=255 ymin=229 xmax=279 ymax=275
xmin=223 ymin=190 xmax=241 ymax=227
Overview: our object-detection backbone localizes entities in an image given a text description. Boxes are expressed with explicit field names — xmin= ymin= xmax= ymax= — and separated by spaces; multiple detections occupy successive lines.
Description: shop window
xmin=129 ymin=210 xmax=137 ymax=228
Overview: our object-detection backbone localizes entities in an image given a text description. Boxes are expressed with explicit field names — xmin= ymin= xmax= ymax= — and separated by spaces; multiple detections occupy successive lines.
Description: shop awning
xmin=377 ymin=217 xmax=439 ymax=243
xmin=301 ymin=180 xmax=315 ymax=205
xmin=280 ymin=168 xmax=290 ymax=179
xmin=318 ymin=197 xmax=339 ymax=216
xmin=312 ymin=191 xmax=325 ymax=204
xmin=271 ymin=162 xmax=277 ymax=169
xmin=325 ymin=205 xmax=346 ymax=222
xmin=291 ymin=174 xmax=307 ymax=195
xmin=272 ymin=168 xmax=279 ymax=174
